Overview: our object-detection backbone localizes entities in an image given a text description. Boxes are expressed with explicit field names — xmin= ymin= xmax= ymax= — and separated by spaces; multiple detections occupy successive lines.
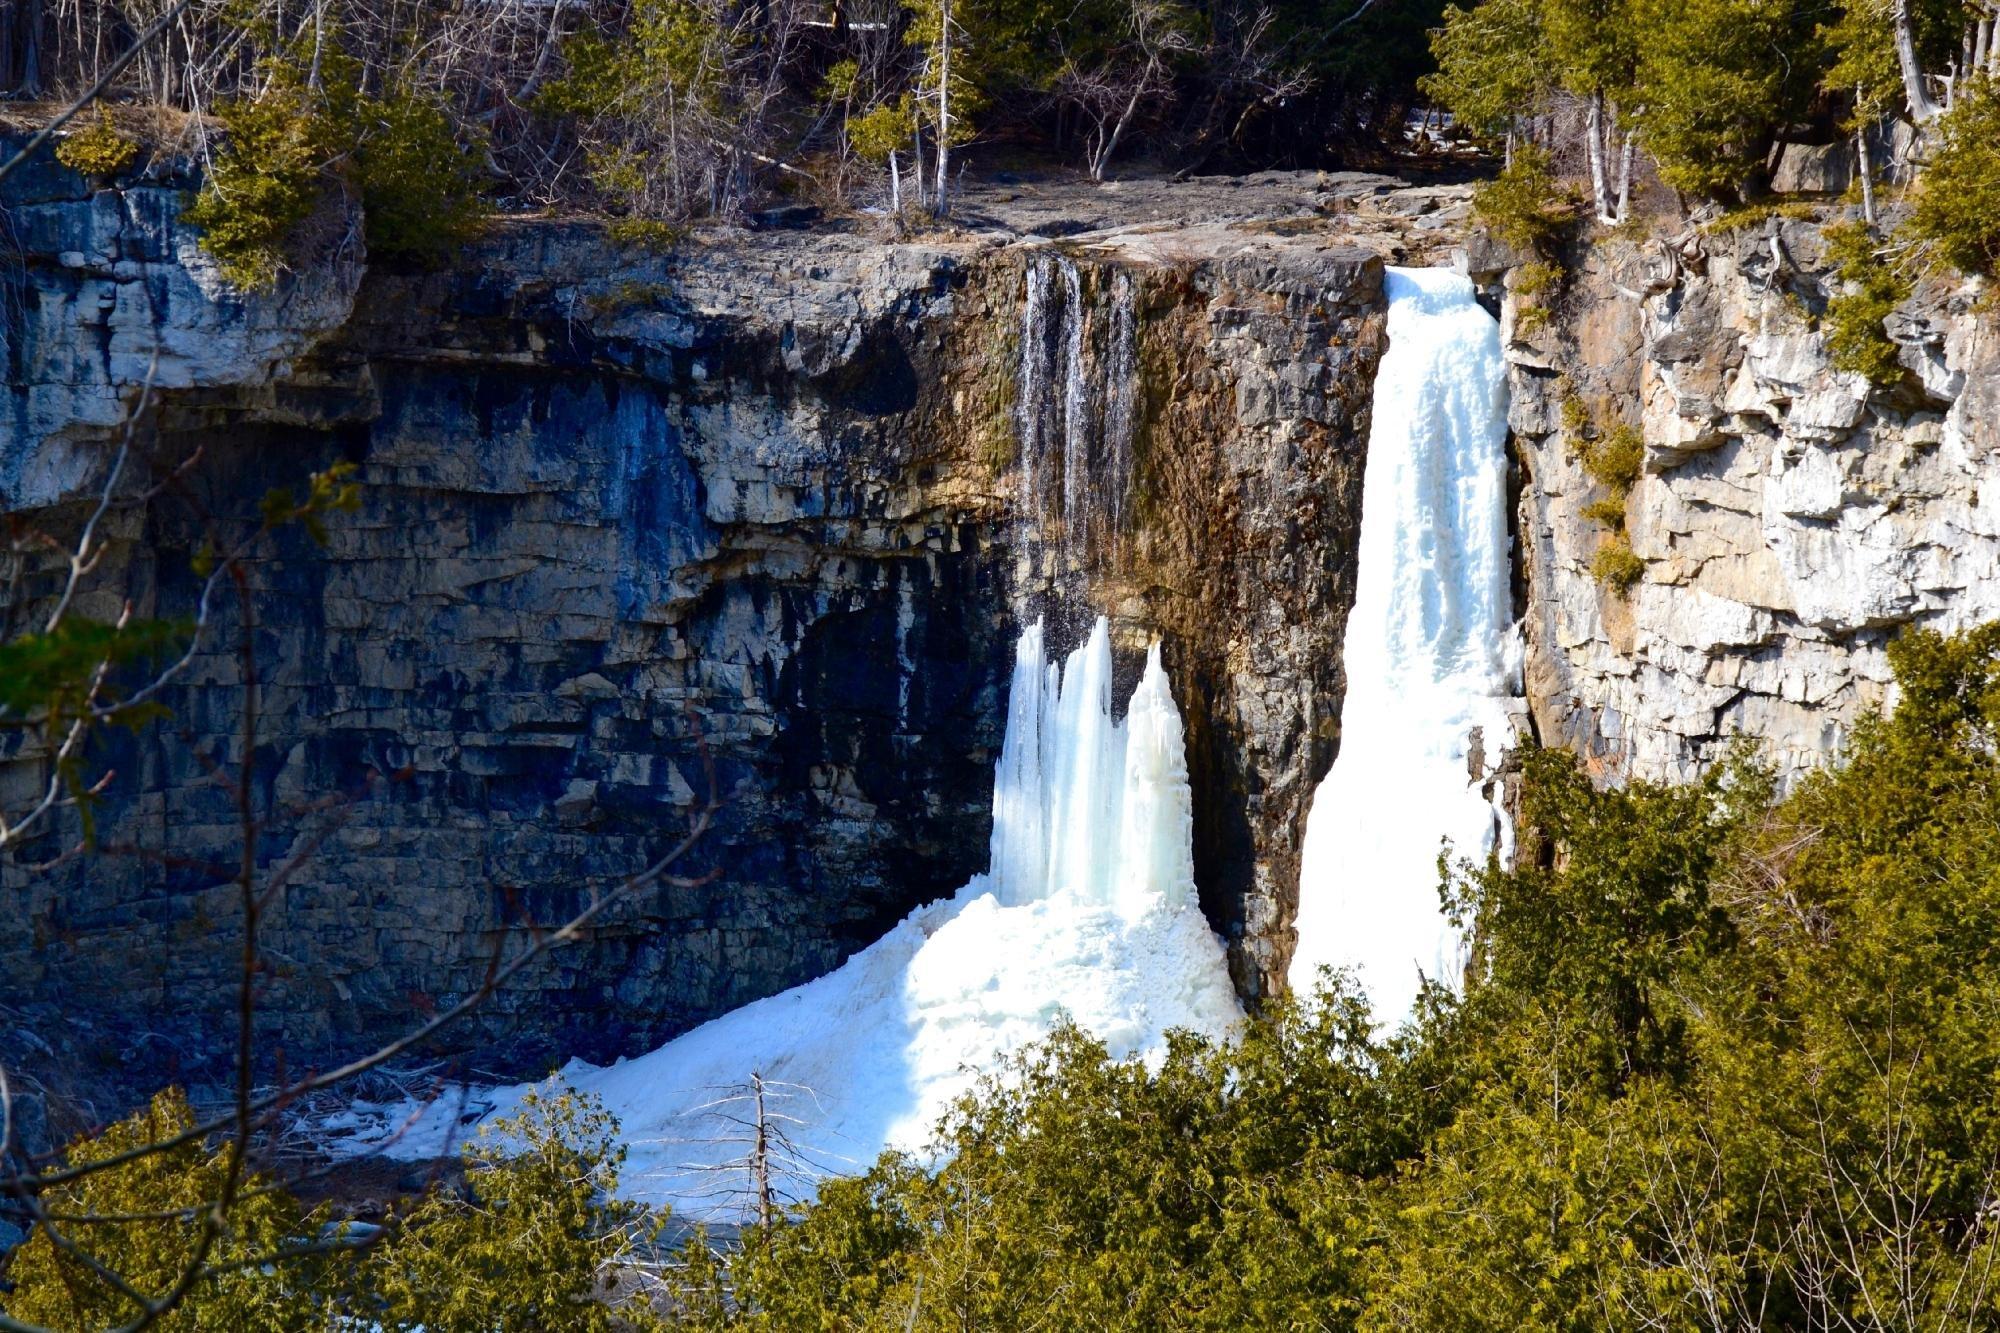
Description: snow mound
xmin=324 ymin=617 xmax=1241 ymax=1220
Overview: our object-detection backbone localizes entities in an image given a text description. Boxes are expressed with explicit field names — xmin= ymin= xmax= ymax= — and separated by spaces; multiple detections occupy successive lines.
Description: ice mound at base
xmin=1287 ymin=265 xmax=1520 ymax=1025
xmin=328 ymin=617 xmax=1241 ymax=1218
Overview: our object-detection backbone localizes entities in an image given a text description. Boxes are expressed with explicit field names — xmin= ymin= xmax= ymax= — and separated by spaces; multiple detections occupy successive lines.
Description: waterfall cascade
xmin=328 ymin=618 xmax=1239 ymax=1216
xmin=1015 ymin=253 xmax=1140 ymax=578
xmin=1287 ymin=266 xmax=1520 ymax=1022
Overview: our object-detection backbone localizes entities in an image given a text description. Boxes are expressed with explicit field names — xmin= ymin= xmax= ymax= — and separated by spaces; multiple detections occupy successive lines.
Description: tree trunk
xmin=1614 ymin=128 xmax=1635 ymax=224
xmin=1587 ymin=92 xmax=1613 ymax=223
xmin=19 ymin=0 xmax=41 ymax=96
xmin=889 ymin=147 xmax=902 ymax=214
xmin=1094 ymin=70 xmax=1152 ymax=182
xmin=933 ymin=0 xmax=952 ymax=217
xmin=1896 ymin=0 xmax=1942 ymax=123
xmin=752 ymin=1074 xmax=772 ymax=1231
xmin=1856 ymin=98 xmax=1877 ymax=225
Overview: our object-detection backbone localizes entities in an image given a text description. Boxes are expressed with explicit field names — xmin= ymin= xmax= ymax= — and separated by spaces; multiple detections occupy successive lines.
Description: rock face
xmin=0 ymin=152 xmax=1456 ymax=1080
xmin=1480 ymin=213 xmax=2000 ymax=785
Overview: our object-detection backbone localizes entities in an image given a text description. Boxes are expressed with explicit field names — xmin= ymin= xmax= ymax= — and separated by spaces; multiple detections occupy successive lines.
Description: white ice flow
xmin=1287 ymin=265 xmax=1519 ymax=1024
xmin=324 ymin=617 xmax=1240 ymax=1218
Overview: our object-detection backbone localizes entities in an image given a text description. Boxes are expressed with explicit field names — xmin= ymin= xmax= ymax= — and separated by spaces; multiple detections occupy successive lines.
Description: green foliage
xmin=1627 ymin=0 xmax=1817 ymax=198
xmin=536 ymin=0 xmax=735 ymax=224
xmin=0 ymin=619 xmax=186 ymax=728
xmin=182 ymin=77 xmax=345 ymax=291
xmin=2 ymin=1090 xmax=328 ymax=1329
xmin=735 ymin=1001 xmax=1400 ymax=1331
xmin=1823 ymin=219 xmax=1909 ymax=385
xmin=373 ymin=1087 xmax=663 ymax=1332
xmin=1472 ymin=148 xmax=1579 ymax=255
xmin=55 ymin=109 xmax=139 ymax=177
xmin=1697 ymin=198 xmax=1819 ymax=235
xmin=352 ymin=83 xmax=488 ymax=263
xmin=1431 ymin=0 xmax=1829 ymax=202
xmin=1569 ymin=414 xmax=1647 ymax=593
xmin=1510 ymin=258 xmax=1563 ymax=336
xmin=1907 ymin=80 xmax=2000 ymax=277
xmin=0 ymin=615 xmax=185 ymax=842
xmin=1512 ymin=258 xmax=1562 ymax=299
xmin=848 ymin=97 xmax=918 ymax=166
xmin=257 ymin=459 xmax=362 ymax=547
xmin=0 ymin=1085 xmax=674 ymax=1332
xmin=1590 ymin=530 xmax=1646 ymax=591
xmin=184 ymin=30 xmax=487 ymax=288
xmin=1424 ymin=0 xmax=1555 ymax=140
xmin=1820 ymin=0 xmax=1904 ymax=119
xmin=672 ymin=620 xmax=2000 ymax=1328
xmin=32 ymin=620 xmax=2000 ymax=1328
xmin=1578 ymin=493 xmax=1627 ymax=527
xmin=1581 ymin=421 xmax=1644 ymax=492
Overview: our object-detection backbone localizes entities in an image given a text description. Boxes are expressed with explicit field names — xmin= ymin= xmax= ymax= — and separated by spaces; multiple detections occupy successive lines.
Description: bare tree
xmin=1054 ymin=0 xmax=1195 ymax=182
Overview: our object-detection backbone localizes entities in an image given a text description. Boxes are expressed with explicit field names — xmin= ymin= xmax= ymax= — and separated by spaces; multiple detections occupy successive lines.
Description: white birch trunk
xmin=1896 ymin=0 xmax=1942 ymax=123
xmin=1614 ymin=129 xmax=1635 ymax=224
xmin=1856 ymin=98 xmax=1877 ymax=225
xmin=1587 ymin=92 xmax=1613 ymax=223
xmin=934 ymin=0 xmax=952 ymax=217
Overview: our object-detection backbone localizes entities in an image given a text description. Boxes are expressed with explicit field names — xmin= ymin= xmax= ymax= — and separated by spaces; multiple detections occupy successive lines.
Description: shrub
xmin=55 ymin=109 xmax=139 ymax=177
xmin=1580 ymin=494 xmax=1628 ymax=528
xmin=1573 ymin=419 xmax=1646 ymax=593
xmin=535 ymin=0 xmax=736 ymax=225
xmin=185 ymin=39 xmax=488 ymax=288
xmin=372 ymin=1086 xmax=663 ymax=1332
xmin=1511 ymin=258 xmax=1563 ymax=337
xmin=1559 ymin=385 xmax=1592 ymax=437
xmin=1906 ymin=80 xmax=2000 ymax=277
xmin=1581 ymin=422 xmax=1645 ymax=493
xmin=2 ymin=1090 xmax=327 ymax=1329
xmin=1822 ymin=220 xmax=1908 ymax=386
xmin=1473 ymin=147 xmax=1579 ymax=255
xmin=353 ymin=84 xmax=487 ymax=263
xmin=181 ymin=80 xmax=343 ymax=290
xmin=1591 ymin=534 xmax=1646 ymax=592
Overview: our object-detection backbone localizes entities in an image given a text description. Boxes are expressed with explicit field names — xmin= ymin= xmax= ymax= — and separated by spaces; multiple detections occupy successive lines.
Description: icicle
xmin=1113 ymin=644 xmax=1197 ymax=922
xmin=988 ymin=619 xmax=1050 ymax=907
xmin=1044 ymin=617 xmax=1123 ymax=906
xmin=1017 ymin=259 xmax=1055 ymax=523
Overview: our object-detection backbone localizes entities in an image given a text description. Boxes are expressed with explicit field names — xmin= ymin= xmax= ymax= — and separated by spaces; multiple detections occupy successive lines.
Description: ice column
xmin=1288 ymin=266 xmax=1519 ymax=1023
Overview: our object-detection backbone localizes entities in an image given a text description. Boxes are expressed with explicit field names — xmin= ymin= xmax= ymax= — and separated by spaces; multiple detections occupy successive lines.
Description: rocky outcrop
xmin=0 ymin=151 xmax=1462 ymax=1081
xmin=1482 ymin=212 xmax=2000 ymax=785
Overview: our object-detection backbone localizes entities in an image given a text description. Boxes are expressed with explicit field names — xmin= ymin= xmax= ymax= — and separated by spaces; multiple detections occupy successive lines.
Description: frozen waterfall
xmin=1287 ymin=266 xmax=1519 ymax=1024
xmin=325 ymin=617 xmax=1239 ymax=1218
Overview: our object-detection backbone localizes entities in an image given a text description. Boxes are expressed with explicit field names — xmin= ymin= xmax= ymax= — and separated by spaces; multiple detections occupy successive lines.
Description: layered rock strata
xmin=0 ymin=153 xmax=1462 ymax=1079
xmin=1482 ymin=213 xmax=2000 ymax=784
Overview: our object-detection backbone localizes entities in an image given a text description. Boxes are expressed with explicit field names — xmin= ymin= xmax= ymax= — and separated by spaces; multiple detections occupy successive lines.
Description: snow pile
xmin=1288 ymin=266 xmax=1519 ymax=1024
xmin=325 ymin=617 xmax=1240 ymax=1219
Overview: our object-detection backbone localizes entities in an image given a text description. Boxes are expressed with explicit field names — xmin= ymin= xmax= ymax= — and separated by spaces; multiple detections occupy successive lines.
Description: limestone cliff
xmin=0 ymin=147 xmax=1464 ymax=1080
xmin=1481 ymin=211 xmax=2000 ymax=785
